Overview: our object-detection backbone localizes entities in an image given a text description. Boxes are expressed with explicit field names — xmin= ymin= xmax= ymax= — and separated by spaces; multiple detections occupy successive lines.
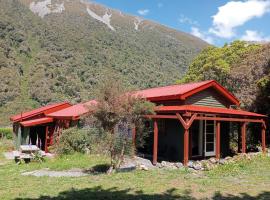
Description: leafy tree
xmin=179 ymin=41 xmax=260 ymax=89
xmin=86 ymin=77 xmax=155 ymax=174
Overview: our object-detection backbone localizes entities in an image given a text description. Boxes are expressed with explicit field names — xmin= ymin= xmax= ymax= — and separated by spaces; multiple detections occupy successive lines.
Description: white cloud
xmin=191 ymin=27 xmax=214 ymax=44
xmin=157 ymin=3 xmax=163 ymax=8
xmin=137 ymin=9 xmax=149 ymax=16
xmin=241 ymin=30 xmax=270 ymax=41
xmin=209 ymin=0 xmax=270 ymax=38
xmin=178 ymin=15 xmax=198 ymax=26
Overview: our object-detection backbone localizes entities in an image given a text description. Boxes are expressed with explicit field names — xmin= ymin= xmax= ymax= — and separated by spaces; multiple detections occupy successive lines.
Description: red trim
xmin=155 ymin=105 xmax=266 ymax=118
xmin=20 ymin=117 xmax=53 ymax=127
xmin=146 ymin=95 xmax=182 ymax=102
xmin=241 ymin=123 xmax=247 ymax=153
xmin=10 ymin=102 xmax=71 ymax=122
xmin=153 ymin=119 xmax=158 ymax=165
xmin=145 ymin=114 xmax=265 ymax=123
xmin=216 ymin=121 xmax=221 ymax=159
xmin=262 ymin=126 xmax=266 ymax=153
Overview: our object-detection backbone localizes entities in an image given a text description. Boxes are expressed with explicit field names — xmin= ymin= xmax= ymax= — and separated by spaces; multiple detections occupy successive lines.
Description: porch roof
xmin=20 ymin=117 xmax=54 ymax=127
xmin=10 ymin=102 xmax=72 ymax=122
xmin=46 ymin=100 xmax=97 ymax=120
xmin=155 ymin=105 xmax=267 ymax=118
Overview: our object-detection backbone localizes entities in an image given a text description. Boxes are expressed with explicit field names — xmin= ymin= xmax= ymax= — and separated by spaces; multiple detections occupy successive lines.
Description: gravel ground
xmin=21 ymin=168 xmax=89 ymax=177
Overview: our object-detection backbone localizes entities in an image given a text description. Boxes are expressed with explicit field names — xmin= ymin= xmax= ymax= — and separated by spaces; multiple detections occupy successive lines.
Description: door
xmin=204 ymin=120 xmax=216 ymax=156
xmin=191 ymin=120 xmax=203 ymax=157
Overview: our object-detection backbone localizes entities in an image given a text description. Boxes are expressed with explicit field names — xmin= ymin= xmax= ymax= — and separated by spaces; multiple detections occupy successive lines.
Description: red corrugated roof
xmin=46 ymin=100 xmax=97 ymax=119
xmin=156 ymin=105 xmax=266 ymax=118
xmin=10 ymin=102 xmax=71 ymax=122
xmin=20 ymin=117 xmax=54 ymax=127
xmin=133 ymin=80 xmax=240 ymax=105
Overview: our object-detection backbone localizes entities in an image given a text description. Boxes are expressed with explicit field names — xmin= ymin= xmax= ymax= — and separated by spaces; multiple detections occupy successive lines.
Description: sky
xmin=92 ymin=0 xmax=270 ymax=46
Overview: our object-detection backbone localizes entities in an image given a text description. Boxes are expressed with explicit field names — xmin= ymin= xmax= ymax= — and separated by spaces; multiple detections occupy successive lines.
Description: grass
xmin=0 ymin=139 xmax=270 ymax=200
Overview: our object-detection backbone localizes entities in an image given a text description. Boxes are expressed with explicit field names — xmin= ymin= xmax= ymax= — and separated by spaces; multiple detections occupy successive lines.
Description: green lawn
xmin=0 ymin=139 xmax=270 ymax=200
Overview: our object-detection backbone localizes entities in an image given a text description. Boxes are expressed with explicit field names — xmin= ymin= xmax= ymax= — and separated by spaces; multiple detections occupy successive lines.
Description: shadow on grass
xmin=14 ymin=186 xmax=270 ymax=200
xmin=212 ymin=191 xmax=270 ymax=200
xmin=85 ymin=164 xmax=110 ymax=174
xmin=13 ymin=187 xmax=193 ymax=200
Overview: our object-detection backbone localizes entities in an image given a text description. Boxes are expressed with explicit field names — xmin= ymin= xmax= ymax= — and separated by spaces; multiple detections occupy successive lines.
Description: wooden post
xmin=238 ymin=123 xmax=241 ymax=153
xmin=153 ymin=119 xmax=158 ymax=165
xmin=176 ymin=113 xmax=197 ymax=167
xmin=262 ymin=124 xmax=266 ymax=153
xmin=216 ymin=121 xmax=221 ymax=159
xmin=45 ymin=126 xmax=49 ymax=153
xmin=241 ymin=122 xmax=246 ymax=153
xmin=183 ymin=127 xmax=189 ymax=166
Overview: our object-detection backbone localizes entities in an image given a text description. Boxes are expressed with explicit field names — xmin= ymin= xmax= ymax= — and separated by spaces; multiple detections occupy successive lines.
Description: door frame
xmin=204 ymin=117 xmax=216 ymax=157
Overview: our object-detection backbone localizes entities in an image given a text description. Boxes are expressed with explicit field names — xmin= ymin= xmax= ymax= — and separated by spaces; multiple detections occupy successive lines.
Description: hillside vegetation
xmin=0 ymin=0 xmax=208 ymax=126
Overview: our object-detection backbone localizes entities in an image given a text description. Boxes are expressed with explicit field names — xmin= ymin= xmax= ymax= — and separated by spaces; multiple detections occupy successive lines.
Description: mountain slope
xmin=0 ymin=0 xmax=208 ymax=125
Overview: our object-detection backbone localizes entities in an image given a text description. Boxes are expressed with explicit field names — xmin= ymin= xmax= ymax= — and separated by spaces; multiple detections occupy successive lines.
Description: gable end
xmin=185 ymin=88 xmax=231 ymax=108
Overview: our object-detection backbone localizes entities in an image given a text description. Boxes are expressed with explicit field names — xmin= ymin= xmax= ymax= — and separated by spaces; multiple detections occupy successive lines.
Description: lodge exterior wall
xmin=185 ymin=88 xmax=231 ymax=108
xmin=154 ymin=119 xmax=231 ymax=162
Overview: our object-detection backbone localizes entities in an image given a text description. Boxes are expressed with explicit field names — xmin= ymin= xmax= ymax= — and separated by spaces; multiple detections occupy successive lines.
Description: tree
xmin=86 ymin=77 xmax=155 ymax=174
xmin=178 ymin=41 xmax=260 ymax=89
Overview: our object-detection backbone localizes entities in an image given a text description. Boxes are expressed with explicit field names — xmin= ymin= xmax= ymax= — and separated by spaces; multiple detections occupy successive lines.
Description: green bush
xmin=0 ymin=127 xmax=13 ymax=139
xmin=53 ymin=127 xmax=110 ymax=155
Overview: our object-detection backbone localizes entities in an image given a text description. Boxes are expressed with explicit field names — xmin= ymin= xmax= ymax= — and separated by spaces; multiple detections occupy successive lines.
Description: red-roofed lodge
xmin=10 ymin=80 xmax=267 ymax=165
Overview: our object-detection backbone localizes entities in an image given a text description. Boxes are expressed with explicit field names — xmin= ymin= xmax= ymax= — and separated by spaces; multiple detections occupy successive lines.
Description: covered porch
xmin=144 ymin=105 xmax=267 ymax=166
xmin=15 ymin=118 xmax=72 ymax=153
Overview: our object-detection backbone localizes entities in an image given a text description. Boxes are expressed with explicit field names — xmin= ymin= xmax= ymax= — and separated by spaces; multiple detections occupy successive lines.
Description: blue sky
xmin=92 ymin=0 xmax=270 ymax=46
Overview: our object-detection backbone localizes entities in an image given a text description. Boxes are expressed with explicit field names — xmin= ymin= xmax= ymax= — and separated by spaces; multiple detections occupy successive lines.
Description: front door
xmin=204 ymin=120 xmax=216 ymax=156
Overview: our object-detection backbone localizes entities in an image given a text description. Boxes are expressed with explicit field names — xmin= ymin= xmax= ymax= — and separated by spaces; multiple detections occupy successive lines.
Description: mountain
xmin=0 ymin=0 xmax=208 ymax=125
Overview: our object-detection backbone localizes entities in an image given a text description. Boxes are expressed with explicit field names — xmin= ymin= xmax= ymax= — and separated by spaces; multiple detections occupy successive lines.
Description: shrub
xmin=0 ymin=127 xmax=13 ymax=139
xmin=53 ymin=127 xmax=110 ymax=155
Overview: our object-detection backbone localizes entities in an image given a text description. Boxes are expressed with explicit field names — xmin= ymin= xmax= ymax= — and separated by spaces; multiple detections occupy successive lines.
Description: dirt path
xmin=22 ymin=168 xmax=90 ymax=177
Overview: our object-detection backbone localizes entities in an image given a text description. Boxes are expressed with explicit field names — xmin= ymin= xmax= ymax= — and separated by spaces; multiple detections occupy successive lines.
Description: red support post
xmin=216 ymin=121 xmax=221 ymax=159
xmin=45 ymin=126 xmax=49 ymax=153
xmin=183 ymin=128 xmax=189 ymax=166
xmin=241 ymin=122 xmax=247 ymax=153
xmin=262 ymin=125 xmax=266 ymax=153
xmin=153 ymin=119 xmax=158 ymax=165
